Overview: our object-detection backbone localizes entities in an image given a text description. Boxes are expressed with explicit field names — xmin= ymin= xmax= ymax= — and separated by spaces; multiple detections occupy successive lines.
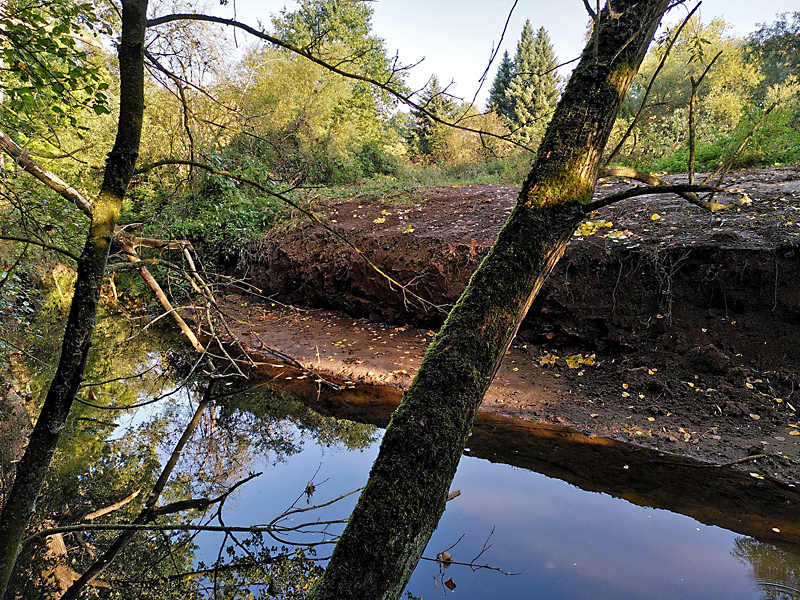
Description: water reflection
xmin=734 ymin=538 xmax=800 ymax=599
xmin=8 ymin=314 xmax=800 ymax=599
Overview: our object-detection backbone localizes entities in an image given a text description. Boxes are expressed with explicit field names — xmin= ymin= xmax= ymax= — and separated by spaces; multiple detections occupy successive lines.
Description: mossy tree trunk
xmin=0 ymin=1 xmax=148 ymax=597
xmin=308 ymin=2 xmax=671 ymax=599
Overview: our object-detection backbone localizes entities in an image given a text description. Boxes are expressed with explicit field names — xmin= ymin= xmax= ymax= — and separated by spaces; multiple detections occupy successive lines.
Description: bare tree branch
xmin=587 ymin=182 xmax=725 ymax=211
xmin=0 ymin=235 xmax=80 ymax=261
xmin=135 ymin=159 xmax=445 ymax=315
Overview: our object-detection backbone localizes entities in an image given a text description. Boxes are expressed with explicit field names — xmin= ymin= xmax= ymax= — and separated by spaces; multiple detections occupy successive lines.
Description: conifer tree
xmin=487 ymin=49 xmax=515 ymax=121
xmin=507 ymin=22 xmax=560 ymax=146
xmin=412 ymin=75 xmax=457 ymax=159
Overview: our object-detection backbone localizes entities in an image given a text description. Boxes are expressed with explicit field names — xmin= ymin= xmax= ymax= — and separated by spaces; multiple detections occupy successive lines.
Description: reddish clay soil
xmin=226 ymin=165 xmax=800 ymax=484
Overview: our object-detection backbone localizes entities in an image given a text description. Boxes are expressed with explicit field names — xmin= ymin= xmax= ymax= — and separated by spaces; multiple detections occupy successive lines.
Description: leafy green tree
xmin=507 ymin=22 xmax=560 ymax=146
xmin=273 ymin=0 xmax=401 ymax=140
xmin=487 ymin=49 xmax=515 ymax=121
xmin=614 ymin=16 xmax=764 ymax=167
xmin=748 ymin=12 xmax=800 ymax=96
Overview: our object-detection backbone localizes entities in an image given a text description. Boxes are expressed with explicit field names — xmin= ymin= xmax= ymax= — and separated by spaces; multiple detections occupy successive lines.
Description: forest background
xmin=1 ymin=0 xmax=800 ymax=597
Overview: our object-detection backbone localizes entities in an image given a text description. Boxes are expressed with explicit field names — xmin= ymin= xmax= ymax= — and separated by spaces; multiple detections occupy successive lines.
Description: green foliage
xmin=487 ymin=49 xmax=515 ymax=121
xmin=0 ymin=0 xmax=112 ymax=140
xmin=748 ymin=12 xmax=800 ymax=95
xmin=611 ymin=16 xmax=779 ymax=170
xmin=506 ymin=22 xmax=560 ymax=147
xmin=410 ymin=75 xmax=458 ymax=160
xmin=650 ymin=104 xmax=800 ymax=173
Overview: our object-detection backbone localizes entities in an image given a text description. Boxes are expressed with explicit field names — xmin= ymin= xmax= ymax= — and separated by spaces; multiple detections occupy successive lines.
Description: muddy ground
xmin=225 ymin=166 xmax=800 ymax=484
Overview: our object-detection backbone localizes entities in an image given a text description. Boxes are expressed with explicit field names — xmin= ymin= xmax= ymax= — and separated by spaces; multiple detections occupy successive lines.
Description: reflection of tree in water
xmin=9 ymin=315 xmax=378 ymax=598
xmin=732 ymin=536 xmax=800 ymax=599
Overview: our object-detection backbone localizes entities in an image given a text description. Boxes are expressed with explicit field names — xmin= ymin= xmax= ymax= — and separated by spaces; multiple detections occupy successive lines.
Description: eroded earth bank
xmin=223 ymin=166 xmax=800 ymax=484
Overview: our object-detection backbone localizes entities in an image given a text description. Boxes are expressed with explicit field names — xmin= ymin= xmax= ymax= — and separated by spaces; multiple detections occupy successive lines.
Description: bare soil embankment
xmin=227 ymin=166 xmax=800 ymax=483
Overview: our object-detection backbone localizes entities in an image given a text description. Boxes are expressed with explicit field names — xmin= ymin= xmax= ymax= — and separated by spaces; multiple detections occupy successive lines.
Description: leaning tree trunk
xmin=0 ymin=1 xmax=148 ymax=597
xmin=308 ymin=2 xmax=671 ymax=599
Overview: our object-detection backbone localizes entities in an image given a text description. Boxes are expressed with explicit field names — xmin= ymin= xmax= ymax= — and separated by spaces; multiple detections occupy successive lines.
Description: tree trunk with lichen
xmin=307 ymin=2 xmax=671 ymax=599
xmin=0 ymin=1 xmax=148 ymax=597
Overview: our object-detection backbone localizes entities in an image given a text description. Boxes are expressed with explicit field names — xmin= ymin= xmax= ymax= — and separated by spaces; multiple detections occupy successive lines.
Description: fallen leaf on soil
xmin=540 ymin=354 xmax=558 ymax=366
xmin=773 ymin=528 xmax=781 ymax=533
xmin=750 ymin=473 xmax=765 ymax=480
xmin=590 ymin=413 xmax=599 ymax=418
xmin=648 ymin=417 xmax=655 ymax=422
xmin=750 ymin=414 xmax=761 ymax=420
xmin=789 ymin=431 xmax=800 ymax=436
xmin=651 ymin=213 xmax=661 ymax=220
xmin=373 ymin=217 xmax=386 ymax=224
xmin=622 ymin=392 xmax=630 ymax=398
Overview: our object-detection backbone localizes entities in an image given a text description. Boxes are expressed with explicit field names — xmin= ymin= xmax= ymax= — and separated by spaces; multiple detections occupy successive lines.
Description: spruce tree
xmin=412 ymin=75 xmax=457 ymax=159
xmin=507 ymin=22 xmax=560 ymax=147
xmin=487 ymin=49 xmax=515 ymax=122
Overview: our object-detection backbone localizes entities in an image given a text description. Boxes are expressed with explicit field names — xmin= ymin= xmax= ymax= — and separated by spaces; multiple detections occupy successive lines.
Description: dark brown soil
xmin=229 ymin=166 xmax=800 ymax=484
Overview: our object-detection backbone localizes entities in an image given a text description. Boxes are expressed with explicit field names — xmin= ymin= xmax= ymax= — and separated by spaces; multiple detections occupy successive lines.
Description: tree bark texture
xmin=0 ymin=2 xmax=148 ymax=597
xmin=307 ymin=2 xmax=671 ymax=599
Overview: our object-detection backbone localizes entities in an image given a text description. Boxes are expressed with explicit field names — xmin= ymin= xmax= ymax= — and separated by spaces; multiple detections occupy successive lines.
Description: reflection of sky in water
xmin=192 ymin=428 xmax=773 ymax=600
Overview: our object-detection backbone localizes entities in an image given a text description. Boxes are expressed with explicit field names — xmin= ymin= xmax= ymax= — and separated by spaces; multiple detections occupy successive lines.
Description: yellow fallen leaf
xmin=651 ymin=213 xmax=661 ymax=220
xmin=622 ymin=391 xmax=630 ymax=398
xmin=373 ymin=217 xmax=386 ymax=224
xmin=773 ymin=528 xmax=781 ymax=533
xmin=393 ymin=369 xmax=407 ymax=375
xmin=750 ymin=473 xmax=764 ymax=480
xmin=775 ymin=398 xmax=783 ymax=403
xmin=623 ymin=383 xmax=629 ymax=389
xmin=590 ymin=413 xmax=599 ymax=418
xmin=789 ymin=430 xmax=800 ymax=436
xmin=647 ymin=417 xmax=655 ymax=422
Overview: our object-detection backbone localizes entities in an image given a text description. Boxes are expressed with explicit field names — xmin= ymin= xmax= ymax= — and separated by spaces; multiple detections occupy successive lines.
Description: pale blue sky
xmin=203 ymin=0 xmax=798 ymax=105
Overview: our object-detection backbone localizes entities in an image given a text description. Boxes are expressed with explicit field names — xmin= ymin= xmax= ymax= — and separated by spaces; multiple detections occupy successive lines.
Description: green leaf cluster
xmin=0 ymin=0 xmax=113 ymax=139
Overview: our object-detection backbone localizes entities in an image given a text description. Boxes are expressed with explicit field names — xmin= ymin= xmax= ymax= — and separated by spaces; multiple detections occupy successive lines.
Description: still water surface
xmin=33 ymin=317 xmax=798 ymax=599
xmin=192 ymin=421 xmax=790 ymax=599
